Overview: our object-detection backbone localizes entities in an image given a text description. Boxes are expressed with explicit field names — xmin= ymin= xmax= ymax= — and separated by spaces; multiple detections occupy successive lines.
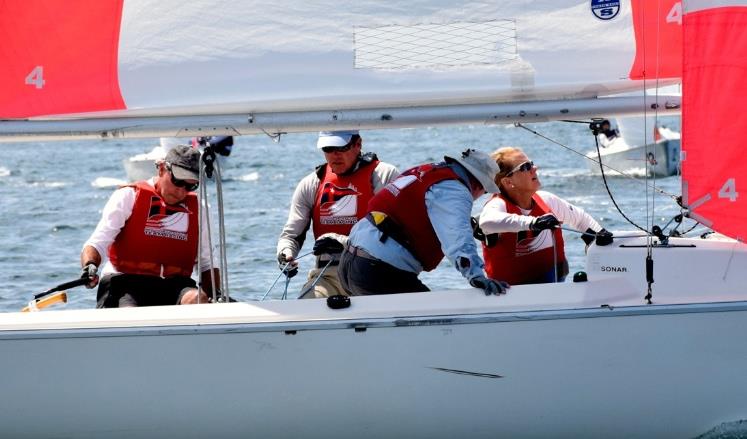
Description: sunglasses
xmin=506 ymin=160 xmax=535 ymax=177
xmin=166 ymin=164 xmax=199 ymax=191
xmin=321 ymin=143 xmax=354 ymax=154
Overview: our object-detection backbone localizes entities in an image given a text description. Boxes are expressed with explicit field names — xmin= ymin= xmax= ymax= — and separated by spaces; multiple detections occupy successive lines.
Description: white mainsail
xmin=0 ymin=0 xmax=681 ymax=140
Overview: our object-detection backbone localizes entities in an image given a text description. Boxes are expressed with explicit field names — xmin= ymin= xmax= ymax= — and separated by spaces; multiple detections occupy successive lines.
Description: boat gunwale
xmin=2 ymin=299 xmax=746 ymax=341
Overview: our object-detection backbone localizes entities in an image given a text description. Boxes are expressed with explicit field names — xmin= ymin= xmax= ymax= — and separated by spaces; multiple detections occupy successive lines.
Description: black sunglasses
xmin=166 ymin=164 xmax=199 ymax=191
xmin=321 ymin=143 xmax=354 ymax=154
xmin=506 ymin=160 xmax=534 ymax=177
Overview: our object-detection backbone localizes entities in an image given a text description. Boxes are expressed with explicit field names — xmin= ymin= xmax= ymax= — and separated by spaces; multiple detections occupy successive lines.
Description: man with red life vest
xmin=475 ymin=146 xmax=613 ymax=285
xmin=276 ymin=130 xmax=399 ymax=298
xmin=337 ymin=149 xmax=509 ymax=296
xmin=80 ymin=145 xmax=221 ymax=307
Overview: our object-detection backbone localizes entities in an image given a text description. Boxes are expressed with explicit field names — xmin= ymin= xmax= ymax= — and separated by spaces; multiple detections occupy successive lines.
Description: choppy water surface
xmin=0 ymin=120 xmax=687 ymax=311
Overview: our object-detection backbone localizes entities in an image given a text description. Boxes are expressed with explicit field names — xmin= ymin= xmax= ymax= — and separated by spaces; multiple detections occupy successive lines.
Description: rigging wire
xmin=198 ymin=156 xmax=218 ymax=302
xmin=591 ymin=134 xmax=649 ymax=233
xmin=214 ymin=161 xmax=230 ymax=299
xmin=261 ymin=128 xmax=284 ymax=143
xmin=515 ymin=122 xmax=700 ymax=240
xmin=260 ymin=251 xmax=313 ymax=301
xmin=515 ymin=123 xmax=678 ymax=201
xmin=197 ymin=146 xmax=230 ymax=303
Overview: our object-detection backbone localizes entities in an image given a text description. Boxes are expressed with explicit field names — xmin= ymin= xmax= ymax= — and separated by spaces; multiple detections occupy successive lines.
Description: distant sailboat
xmin=123 ymin=136 xmax=234 ymax=181
xmin=122 ymin=137 xmax=185 ymax=181
xmin=586 ymin=115 xmax=681 ymax=177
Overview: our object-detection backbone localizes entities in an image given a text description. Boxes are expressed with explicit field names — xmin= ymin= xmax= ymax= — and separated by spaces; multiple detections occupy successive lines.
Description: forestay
xmin=681 ymin=0 xmax=747 ymax=241
xmin=0 ymin=0 xmax=681 ymax=139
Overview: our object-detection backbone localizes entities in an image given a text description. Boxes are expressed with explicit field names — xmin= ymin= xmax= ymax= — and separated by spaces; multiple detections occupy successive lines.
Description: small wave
xmin=52 ymin=225 xmax=77 ymax=232
xmin=0 ymin=167 xmax=10 ymax=177
xmin=696 ymin=419 xmax=747 ymax=439
xmin=238 ymin=172 xmax=260 ymax=182
xmin=91 ymin=177 xmax=127 ymax=188
xmin=539 ymin=168 xmax=591 ymax=178
xmin=30 ymin=181 xmax=68 ymax=188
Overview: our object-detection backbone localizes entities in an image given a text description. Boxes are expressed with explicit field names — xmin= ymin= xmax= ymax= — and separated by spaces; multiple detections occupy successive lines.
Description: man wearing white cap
xmin=338 ymin=149 xmax=510 ymax=296
xmin=277 ymin=130 xmax=399 ymax=298
xmin=80 ymin=145 xmax=221 ymax=307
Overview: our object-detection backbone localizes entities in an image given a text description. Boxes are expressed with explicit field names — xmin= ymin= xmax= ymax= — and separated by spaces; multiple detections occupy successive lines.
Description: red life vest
xmin=367 ymin=163 xmax=460 ymax=271
xmin=482 ymin=193 xmax=567 ymax=284
xmin=312 ymin=159 xmax=379 ymax=238
xmin=109 ymin=181 xmax=199 ymax=278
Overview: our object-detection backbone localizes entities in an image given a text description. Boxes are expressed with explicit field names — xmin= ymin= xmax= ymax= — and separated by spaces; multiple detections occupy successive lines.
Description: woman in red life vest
xmin=476 ymin=147 xmax=612 ymax=285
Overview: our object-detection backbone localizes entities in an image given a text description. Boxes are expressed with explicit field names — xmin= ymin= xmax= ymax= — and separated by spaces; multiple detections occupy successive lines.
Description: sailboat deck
xmin=2 ymin=277 xmax=745 ymax=336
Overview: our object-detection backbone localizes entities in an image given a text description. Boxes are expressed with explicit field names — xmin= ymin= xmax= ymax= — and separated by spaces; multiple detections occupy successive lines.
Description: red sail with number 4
xmin=682 ymin=1 xmax=747 ymax=241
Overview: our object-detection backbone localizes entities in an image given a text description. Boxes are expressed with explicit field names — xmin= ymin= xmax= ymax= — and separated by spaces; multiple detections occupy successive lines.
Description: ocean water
xmin=0 ymin=119 xmax=688 ymax=312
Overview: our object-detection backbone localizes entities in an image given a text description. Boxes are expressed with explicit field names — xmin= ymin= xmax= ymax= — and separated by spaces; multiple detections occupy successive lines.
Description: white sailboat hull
xmin=2 ymin=298 xmax=746 ymax=439
xmin=587 ymin=138 xmax=681 ymax=177
xmin=123 ymin=154 xmax=227 ymax=182
xmin=4 ymin=233 xmax=747 ymax=439
xmin=122 ymin=157 xmax=158 ymax=181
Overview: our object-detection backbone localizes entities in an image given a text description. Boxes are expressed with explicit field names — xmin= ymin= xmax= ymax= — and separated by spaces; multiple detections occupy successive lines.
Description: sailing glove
xmin=471 ymin=217 xmax=499 ymax=247
xmin=470 ymin=217 xmax=485 ymax=241
xmin=530 ymin=213 xmax=560 ymax=232
xmin=81 ymin=263 xmax=99 ymax=289
xmin=581 ymin=228 xmax=614 ymax=247
xmin=595 ymin=229 xmax=614 ymax=246
xmin=277 ymin=253 xmax=298 ymax=278
xmin=313 ymin=236 xmax=345 ymax=255
xmin=469 ymin=274 xmax=509 ymax=296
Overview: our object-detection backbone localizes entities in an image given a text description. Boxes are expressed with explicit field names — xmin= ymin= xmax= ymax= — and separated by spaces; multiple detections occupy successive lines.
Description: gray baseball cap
xmin=165 ymin=145 xmax=200 ymax=181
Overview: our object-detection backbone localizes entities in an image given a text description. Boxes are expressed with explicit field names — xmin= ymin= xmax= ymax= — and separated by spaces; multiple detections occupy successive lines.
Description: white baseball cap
xmin=317 ymin=130 xmax=359 ymax=149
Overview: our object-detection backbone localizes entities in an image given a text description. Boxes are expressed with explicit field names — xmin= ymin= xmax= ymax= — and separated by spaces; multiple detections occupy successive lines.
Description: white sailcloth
xmin=0 ymin=0 xmax=681 ymax=140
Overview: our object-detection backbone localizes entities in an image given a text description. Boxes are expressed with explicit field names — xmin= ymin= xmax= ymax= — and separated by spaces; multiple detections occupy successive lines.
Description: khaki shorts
xmin=298 ymin=265 xmax=350 ymax=299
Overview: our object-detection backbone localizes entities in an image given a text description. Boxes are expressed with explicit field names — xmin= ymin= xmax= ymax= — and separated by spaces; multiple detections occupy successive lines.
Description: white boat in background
xmin=123 ymin=136 xmax=233 ymax=181
xmin=122 ymin=137 xmax=184 ymax=181
xmin=586 ymin=116 xmax=682 ymax=177
xmin=1 ymin=1 xmax=747 ymax=438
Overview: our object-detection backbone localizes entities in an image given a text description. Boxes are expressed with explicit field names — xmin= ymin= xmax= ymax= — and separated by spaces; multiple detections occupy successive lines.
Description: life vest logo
xmin=515 ymin=230 xmax=553 ymax=256
xmin=143 ymin=196 xmax=190 ymax=240
xmin=319 ymin=183 xmax=361 ymax=225
xmin=591 ymin=0 xmax=620 ymax=20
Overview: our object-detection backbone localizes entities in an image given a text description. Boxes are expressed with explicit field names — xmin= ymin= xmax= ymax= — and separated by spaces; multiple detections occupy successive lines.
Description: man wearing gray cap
xmin=338 ymin=149 xmax=510 ymax=296
xmin=80 ymin=145 xmax=221 ymax=308
xmin=277 ymin=130 xmax=399 ymax=298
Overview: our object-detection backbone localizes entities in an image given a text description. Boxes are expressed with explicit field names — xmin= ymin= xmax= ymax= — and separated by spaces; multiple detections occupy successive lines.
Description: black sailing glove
xmin=469 ymin=275 xmax=510 ymax=296
xmin=471 ymin=216 xmax=499 ymax=247
xmin=80 ymin=263 xmax=99 ymax=289
xmin=470 ymin=217 xmax=485 ymax=241
xmin=277 ymin=253 xmax=299 ymax=278
xmin=595 ymin=229 xmax=614 ymax=246
xmin=312 ymin=236 xmax=345 ymax=255
xmin=530 ymin=213 xmax=560 ymax=232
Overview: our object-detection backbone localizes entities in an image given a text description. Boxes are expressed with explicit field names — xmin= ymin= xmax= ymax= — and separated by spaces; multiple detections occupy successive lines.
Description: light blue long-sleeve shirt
xmin=347 ymin=163 xmax=485 ymax=281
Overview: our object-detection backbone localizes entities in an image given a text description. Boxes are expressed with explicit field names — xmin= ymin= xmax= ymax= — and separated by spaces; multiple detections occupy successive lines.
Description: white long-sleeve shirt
xmin=83 ymin=178 xmax=213 ymax=276
xmin=479 ymin=190 xmax=602 ymax=235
